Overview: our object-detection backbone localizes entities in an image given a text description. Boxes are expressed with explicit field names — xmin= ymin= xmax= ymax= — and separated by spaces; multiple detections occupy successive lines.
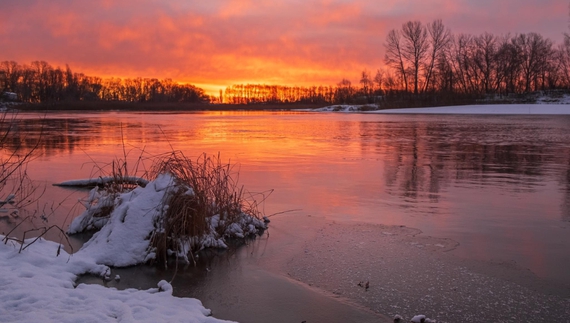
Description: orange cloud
xmin=0 ymin=0 xmax=566 ymax=95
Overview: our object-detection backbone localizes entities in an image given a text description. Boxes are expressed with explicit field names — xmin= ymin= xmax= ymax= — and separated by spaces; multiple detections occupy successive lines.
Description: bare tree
xmin=472 ymin=33 xmax=499 ymax=94
xmin=335 ymin=78 xmax=353 ymax=103
xmin=558 ymin=42 xmax=570 ymax=87
xmin=449 ymin=33 xmax=474 ymax=94
xmin=496 ymin=35 xmax=523 ymax=94
xmin=423 ymin=19 xmax=451 ymax=93
xmin=513 ymin=33 xmax=553 ymax=92
xmin=401 ymin=21 xmax=429 ymax=94
xmin=384 ymin=29 xmax=409 ymax=92
xmin=360 ymin=70 xmax=372 ymax=99
xmin=373 ymin=69 xmax=385 ymax=94
xmin=0 ymin=61 xmax=21 ymax=93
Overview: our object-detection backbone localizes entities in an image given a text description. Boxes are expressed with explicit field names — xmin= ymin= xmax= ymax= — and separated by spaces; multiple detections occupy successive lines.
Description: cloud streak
xmin=1 ymin=0 xmax=567 ymax=94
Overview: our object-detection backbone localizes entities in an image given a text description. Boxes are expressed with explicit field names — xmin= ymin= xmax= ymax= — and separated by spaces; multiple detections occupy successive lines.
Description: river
xmin=2 ymin=110 xmax=570 ymax=322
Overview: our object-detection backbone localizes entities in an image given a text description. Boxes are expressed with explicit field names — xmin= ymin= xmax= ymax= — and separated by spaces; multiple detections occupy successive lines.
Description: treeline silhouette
xmin=222 ymin=84 xmax=336 ymax=104
xmin=2 ymin=19 xmax=570 ymax=107
xmin=222 ymin=20 xmax=570 ymax=106
xmin=0 ymin=61 xmax=209 ymax=104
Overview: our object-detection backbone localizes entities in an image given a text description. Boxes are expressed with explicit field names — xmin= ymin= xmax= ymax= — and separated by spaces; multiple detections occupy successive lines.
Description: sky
xmin=1 ymin=0 xmax=568 ymax=95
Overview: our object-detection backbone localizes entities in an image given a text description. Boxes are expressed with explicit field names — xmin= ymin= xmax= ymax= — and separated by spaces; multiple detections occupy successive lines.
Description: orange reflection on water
xmin=5 ymin=111 xmax=570 ymax=284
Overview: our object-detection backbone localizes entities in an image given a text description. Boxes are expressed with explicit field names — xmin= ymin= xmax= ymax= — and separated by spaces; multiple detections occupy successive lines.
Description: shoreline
xmin=11 ymin=101 xmax=326 ymax=112
xmin=6 ymin=96 xmax=570 ymax=113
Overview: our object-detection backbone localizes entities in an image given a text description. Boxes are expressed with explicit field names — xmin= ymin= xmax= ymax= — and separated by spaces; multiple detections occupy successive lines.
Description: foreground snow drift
xmin=0 ymin=236 xmax=233 ymax=323
xmin=1 ymin=169 xmax=265 ymax=322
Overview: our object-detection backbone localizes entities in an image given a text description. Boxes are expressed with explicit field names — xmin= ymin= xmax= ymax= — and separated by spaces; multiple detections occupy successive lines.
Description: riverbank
xmin=14 ymin=101 xmax=325 ymax=111
xmin=6 ymin=89 xmax=570 ymax=112
xmin=371 ymin=104 xmax=570 ymax=115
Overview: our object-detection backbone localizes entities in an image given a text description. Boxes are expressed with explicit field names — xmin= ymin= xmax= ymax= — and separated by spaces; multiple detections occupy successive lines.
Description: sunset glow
xmin=1 ymin=0 xmax=567 ymax=95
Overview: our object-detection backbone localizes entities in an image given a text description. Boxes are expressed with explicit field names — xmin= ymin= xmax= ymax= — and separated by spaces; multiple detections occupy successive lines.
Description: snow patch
xmin=0 ymin=236 xmax=233 ymax=322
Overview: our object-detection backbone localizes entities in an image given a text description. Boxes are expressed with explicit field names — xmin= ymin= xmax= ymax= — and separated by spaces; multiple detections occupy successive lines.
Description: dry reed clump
xmin=1 ymin=110 xmax=72 ymax=253
xmin=148 ymin=152 xmax=266 ymax=266
xmin=67 ymin=150 xmax=267 ymax=267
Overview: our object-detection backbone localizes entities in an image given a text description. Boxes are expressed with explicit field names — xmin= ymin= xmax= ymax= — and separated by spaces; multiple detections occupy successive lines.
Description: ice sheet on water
xmin=284 ymin=220 xmax=570 ymax=322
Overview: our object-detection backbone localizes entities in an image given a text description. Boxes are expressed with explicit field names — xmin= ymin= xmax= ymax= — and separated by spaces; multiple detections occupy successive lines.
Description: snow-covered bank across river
xmin=313 ymin=103 xmax=570 ymax=115
xmin=373 ymin=104 xmax=570 ymax=115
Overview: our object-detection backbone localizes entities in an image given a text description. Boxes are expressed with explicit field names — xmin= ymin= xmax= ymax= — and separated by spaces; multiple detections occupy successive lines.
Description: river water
xmin=2 ymin=111 xmax=570 ymax=321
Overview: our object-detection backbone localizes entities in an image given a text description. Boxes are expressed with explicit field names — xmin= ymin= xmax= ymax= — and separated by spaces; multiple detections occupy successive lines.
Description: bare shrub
xmin=1 ymin=111 xmax=69 ymax=252
xmin=68 ymin=150 xmax=267 ymax=267
xmin=0 ymin=111 xmax=41 ymax=210
xmin=148 ymin=151 xmax=265 ymax=266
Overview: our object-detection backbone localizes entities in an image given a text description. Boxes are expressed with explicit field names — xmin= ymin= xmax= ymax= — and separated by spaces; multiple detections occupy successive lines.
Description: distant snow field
xmin=374 ymin=104 xmax=570 ymax=115
xmin=314 ymin=94 xmax=570 ymax=115
xmin=314 ymin=104 xmax=570 ymax=115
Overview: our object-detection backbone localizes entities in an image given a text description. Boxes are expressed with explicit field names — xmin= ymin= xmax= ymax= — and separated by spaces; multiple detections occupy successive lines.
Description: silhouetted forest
xmin=0 ymin=61 xmax=209 ymax=104
xmin=2 ymin=19 xmax=570 ymax=107
xmin=222 ymin=20 xmax=570 ymax=107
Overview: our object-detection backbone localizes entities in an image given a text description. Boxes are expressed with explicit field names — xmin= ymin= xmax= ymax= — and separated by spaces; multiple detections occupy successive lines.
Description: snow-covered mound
xmin=312 ymin=104 xmax=378 ymax=112
xmin=536 ymin=93 xmax=570 ymax=104
xmin=69 ymin=173 xmax=266 ymax=267
xmin=69 ymin=174 xmax=176 ymax=266
xmin=0 ymin=235 xmax=233 ymax=323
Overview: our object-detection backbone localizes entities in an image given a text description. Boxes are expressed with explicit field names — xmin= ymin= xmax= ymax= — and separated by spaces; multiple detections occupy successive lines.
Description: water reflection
xmin=563 ymin=159 xmax=570 ymax=222
xmin=2 ymin=111 xmax=570 ymax=284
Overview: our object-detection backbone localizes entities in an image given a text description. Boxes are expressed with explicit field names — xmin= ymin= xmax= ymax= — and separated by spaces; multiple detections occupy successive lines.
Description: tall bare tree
xmin=473 ymin=32 xmax=498 ymax=94
xmin=384 ymin=29 xmax=409 ymax=92
xmin=514 ymin=33 xmax=553 ymax=92
xmin=401 ymin=21 xmax=429 ymax=94
xmin=423 ymin=19 xmax=451 ymax=93
xmin=373 ymin=69 xmax=385 ymax=94
xmin=360 ymin=70 xmax=372 ymax=99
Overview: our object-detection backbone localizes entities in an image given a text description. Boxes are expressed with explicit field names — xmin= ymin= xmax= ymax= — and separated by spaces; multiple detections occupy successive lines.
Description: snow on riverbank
xmin=313 ymin=95 xmax=570 ymax=115
xmin=372 ymin=104 xmax=570 ymax=115
xmin=0 ymin=172 xmax=267 ymax=322
xmin=0 ymin=236 xmax=233 ymax=322
xmin=313 ymin=103 xmax=570 ymax=115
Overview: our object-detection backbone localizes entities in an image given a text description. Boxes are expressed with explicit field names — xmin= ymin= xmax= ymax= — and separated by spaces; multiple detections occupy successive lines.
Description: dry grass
xmin=0 ymin=111 xmax=42 ymax=210
xmin=69 ymin=150 xmax=266 ymax=267
xmin=76 ymin=128 xmax=150 ymax=222
xmin=1 ymin=110 xmax=70 ymax=253
xmin=148 ymin=151 xmax=264 ymax=266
